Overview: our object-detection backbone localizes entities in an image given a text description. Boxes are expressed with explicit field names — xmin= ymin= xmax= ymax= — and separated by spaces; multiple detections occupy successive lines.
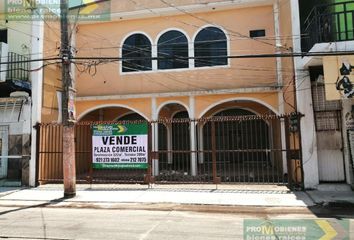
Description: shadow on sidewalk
xmin=0 ymin=197 xmax=66 ymax=216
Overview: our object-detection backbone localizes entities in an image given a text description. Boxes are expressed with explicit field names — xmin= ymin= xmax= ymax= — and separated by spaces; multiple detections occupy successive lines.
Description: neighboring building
xmin=0 ymin=7 xmax=33 ymax=186
xmin=0 ymin=1 xmax=56 ymax=186
xmin=297 ymin=0 xmax=354 ymax=188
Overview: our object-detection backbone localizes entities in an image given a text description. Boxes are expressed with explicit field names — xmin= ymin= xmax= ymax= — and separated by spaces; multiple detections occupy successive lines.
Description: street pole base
xmin=213 ymin=177 xmax=221 ymax=184
xmin=64 ymin=192 xmax=76 ymax=198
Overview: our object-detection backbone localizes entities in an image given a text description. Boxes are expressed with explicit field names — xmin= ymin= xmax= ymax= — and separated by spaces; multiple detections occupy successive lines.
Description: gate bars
xmin=37 ymin=113 xmax=303 ymax=188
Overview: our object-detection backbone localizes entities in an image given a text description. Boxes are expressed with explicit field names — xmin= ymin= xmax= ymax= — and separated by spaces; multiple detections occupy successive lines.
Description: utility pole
xmin=60 ymin=0 xmax=76 ymax=198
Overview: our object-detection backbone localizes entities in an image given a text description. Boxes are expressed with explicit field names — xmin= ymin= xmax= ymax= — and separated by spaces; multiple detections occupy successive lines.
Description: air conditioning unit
xmin=0 ymin=42 xmax=8 ymax=82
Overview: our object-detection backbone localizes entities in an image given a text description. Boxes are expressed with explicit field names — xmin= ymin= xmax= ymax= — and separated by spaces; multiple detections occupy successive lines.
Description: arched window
xmin=158 ymin=30 xmax=189 ymax=70
xmin=122 ymin=33 xmax=152 ymax=72
xmin=194 ymin=27 xmax=227 ymax=67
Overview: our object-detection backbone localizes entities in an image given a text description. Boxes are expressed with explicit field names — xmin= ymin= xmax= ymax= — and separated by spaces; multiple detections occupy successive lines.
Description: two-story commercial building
xmin=36 ymin=0 xmax=353 ymax=189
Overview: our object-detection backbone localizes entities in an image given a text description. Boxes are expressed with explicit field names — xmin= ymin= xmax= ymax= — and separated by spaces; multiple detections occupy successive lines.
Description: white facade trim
xmin=189 ymin=96 xmax=197 ymax=176
xmin=156 ymin=100 xmax=191 ymax=118
xmin=119 ymin=31 xmax=154 ymax=74
xmin=119 ymin=24 xmax=231 ymax=75
xmin=191 ymin=24 xmax=231 ymax=68
xmin=106 ymin=0 xmax=275 ymax=23
xmin=151 ymin=97 xmax=157 ymax=120
xmin=155 ymin=28 xmax=192 ymax=69
xmin=77 ymin=87 xmax=278 ymax=101
xmin=301 ymin=40 xmax=354 ymax=68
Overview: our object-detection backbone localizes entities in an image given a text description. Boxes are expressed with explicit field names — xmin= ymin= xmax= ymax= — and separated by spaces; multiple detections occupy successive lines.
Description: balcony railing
xmin=303 ymin=1 xmax=354 ymax=51
xmin=6 ymin=52 xmax=30 ymax=81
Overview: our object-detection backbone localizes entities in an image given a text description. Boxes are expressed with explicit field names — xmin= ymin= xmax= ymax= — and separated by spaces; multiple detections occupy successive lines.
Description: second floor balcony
xmin=303 ymin=1 xmax=354 ymax=52
xmin=0 ymin=51 xmax=31 ymax=98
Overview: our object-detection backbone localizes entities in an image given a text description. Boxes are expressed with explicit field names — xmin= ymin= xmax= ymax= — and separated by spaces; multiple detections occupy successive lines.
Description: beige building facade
xmin=38 ymin=0 xmax=312 ymax=187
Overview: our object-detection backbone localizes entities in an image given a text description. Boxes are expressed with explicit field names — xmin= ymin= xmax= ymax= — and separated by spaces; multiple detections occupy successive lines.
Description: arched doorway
xmin=116 ymin=112 xmax=145 ymax=121
xmin=77 ymin=106 xmax=148 ymax=183
xmin=80 ymin=107 xmax=147 ymax=122
xmin=198 ymin=101 xmax=284 ymax=184
xmin=156 ymin=103 xmax=192 ymax=181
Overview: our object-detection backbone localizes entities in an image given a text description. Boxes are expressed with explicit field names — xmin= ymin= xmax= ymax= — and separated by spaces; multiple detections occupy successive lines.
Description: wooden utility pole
xmin=60 ymin=0 xmax=76 ymax=198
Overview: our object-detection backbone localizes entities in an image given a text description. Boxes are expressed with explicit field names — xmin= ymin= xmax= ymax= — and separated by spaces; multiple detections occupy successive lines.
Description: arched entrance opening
xmin=79 ymin=106 xmax=147 ymax=122
xmin=156 ymin=103 xmax=192 ymax=181
xmin=76 ymin=106 xmax=148 ymax=183
xmin=198 ymin=101 xmax=284 ymax=183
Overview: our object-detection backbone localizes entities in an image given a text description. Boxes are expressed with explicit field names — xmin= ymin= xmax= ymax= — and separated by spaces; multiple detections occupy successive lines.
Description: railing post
xmin=297 ymin=114 xmax=305 ymax=190
xmin=190 ymin=120 xmax=197 ymax=176
xmin=35 ymin=123 xmax=40 ymax=186
xmin=344 ymin=3 xmax=349 ymax=40
xmin=88 ymin=124 xmax=93 ymax=184
xmin=145 ymin=122 xmax=154 ymax=184
xmin=211 ymin=121 xmax=220 ymax=184
xmin=284 ymin=116 xmax=293 ymax=189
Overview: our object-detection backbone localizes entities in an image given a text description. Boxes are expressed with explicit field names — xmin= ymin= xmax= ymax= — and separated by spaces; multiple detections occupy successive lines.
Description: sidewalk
xmin=0 ymin=184 xmax=352 ymax=212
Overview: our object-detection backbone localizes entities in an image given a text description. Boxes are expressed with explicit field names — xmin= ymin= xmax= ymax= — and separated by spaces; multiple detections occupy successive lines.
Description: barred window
xmin=194 ymin=27 xmax=227 ymax=67
xmin=122 ymin=34 xmax=152 ymax=72
xmin=312 ymin=84 xmax=342 ymax=131
xmin=158 ymin=30 xmax=189 ymax=70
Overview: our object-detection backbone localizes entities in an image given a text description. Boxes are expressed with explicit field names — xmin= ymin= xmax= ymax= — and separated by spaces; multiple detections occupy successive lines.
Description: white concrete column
xmin=296 ymin=73 xmax=319 ymax=188
xmin=29 ymin=20 xmax=44 ymax=187
xmin=291 ymin=0 xmax=319 ymax=188
xmin=151 ymin=97 xmax=159 ymax=176
xmin=166 ymin=124 xmax=173 ymax=164
xmin=189 ymin=96 xmax=197 ymax=176
xmin=189 ymin=39 xmax=195 ymax=69
xmin=280 ymin=119 xmax=288 ymax=174
xmin=152 ymin=42 xmax=158 ymax=71
xmin=274 ymin=1 xmax=288 ymax=175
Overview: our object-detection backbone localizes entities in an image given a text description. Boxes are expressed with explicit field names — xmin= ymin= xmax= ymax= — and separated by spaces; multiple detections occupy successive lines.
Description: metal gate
xmin=37 ymin=114 xmax=303 ymax=188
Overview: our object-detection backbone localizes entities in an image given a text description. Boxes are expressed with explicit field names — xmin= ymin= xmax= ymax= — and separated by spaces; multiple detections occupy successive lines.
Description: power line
xmin=0 ymin=57 xmax=62 ymax=65
xmin=158 ymin=0 xmax=291 ymax=51
xmin=1 ymin=50 xmax=352 ymax=66
xmin=72 ymin=50 xmax=354 ymax=62
xmin=73 ymin=0 xmax=303 ymax=55
xmin=0 ymin=61 xmax=60 ymax=73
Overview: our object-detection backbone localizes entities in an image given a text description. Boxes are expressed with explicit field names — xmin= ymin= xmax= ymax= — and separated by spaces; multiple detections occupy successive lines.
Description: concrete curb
xmin=0 ymin=199 xmax=314 ymax=215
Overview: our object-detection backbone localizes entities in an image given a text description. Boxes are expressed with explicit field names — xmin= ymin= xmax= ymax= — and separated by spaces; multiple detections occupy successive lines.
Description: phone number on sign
xmin=95 ymin=157 xmax=146 ymax=163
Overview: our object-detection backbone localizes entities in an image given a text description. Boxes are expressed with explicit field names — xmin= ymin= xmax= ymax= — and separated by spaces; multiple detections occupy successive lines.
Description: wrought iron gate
xmin=37 ymin=114 xmax=303 ymax=188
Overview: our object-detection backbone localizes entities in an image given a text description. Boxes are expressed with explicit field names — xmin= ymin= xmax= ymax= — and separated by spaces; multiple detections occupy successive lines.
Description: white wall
xmin=0 ymin=98 xmax=31 ymax=135
xmin=291 ymin=0 xmax=319 ymax=189
xmin=0 ymin=20 xmax=32 ymax=55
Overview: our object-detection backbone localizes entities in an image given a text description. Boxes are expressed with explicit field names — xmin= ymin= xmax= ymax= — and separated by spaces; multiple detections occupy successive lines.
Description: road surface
xmin=0 ymin=206 xmax=352 ymax=239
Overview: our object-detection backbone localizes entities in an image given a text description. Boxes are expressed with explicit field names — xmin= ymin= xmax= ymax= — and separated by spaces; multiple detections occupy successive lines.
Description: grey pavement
xmin=0 ymin=207 xmax=336 ymax=240
xmin=0 ymin=183 xmax=352 ymax=211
